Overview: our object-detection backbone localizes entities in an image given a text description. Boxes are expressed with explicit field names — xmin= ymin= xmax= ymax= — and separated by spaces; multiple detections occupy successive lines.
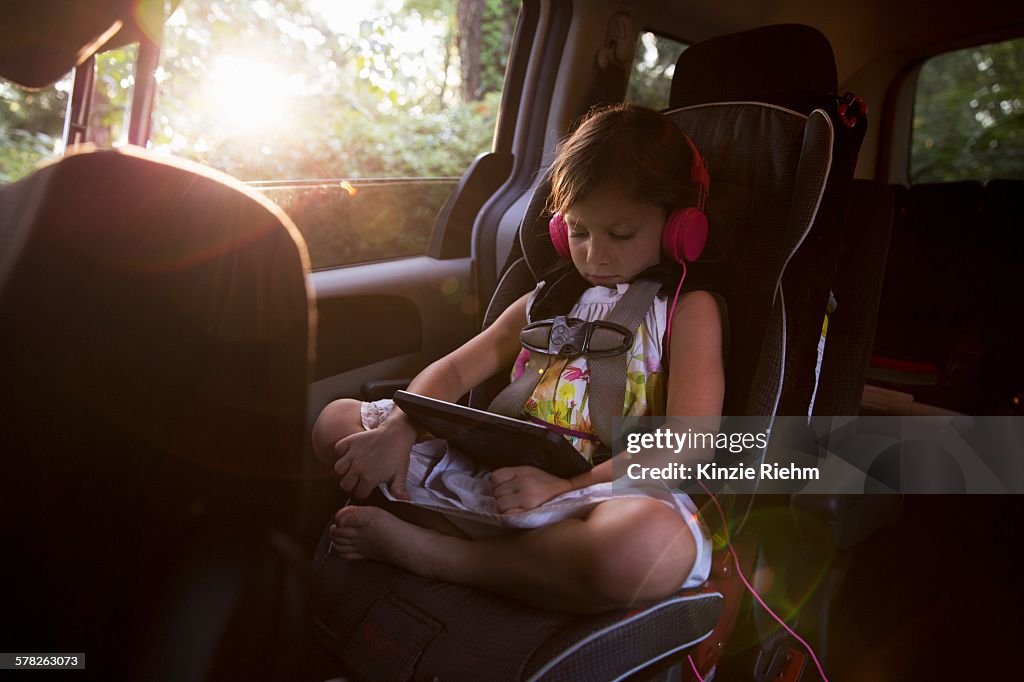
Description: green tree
xmin=912 ymin=37 xmax=1024 ymax=182
xmin=150 ymin=0 xmax=511 ymax=181
xmin=89 ymin=45 xmax=138 ymax=148
xmin=480 ymin=0 xmax=517 ymax=97
xmin=0 ymin=78 xmax=67 ymax=182
xmin=626 ymin=32 xmax=687 ymax=111
xmin=2 ymin=0 xmax=518 ymax=268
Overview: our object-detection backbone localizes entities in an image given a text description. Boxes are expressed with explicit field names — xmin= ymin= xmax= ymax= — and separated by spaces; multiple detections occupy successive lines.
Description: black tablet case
xmin=392 ymin=391 xmax=591 ymax=478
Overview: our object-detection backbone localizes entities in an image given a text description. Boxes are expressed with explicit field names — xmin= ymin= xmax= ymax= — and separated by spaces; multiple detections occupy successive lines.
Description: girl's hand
xmin=333 ymin=420 xmax=417 ymax=500
xmin=491 ymin=466 xmax=573 ymax=514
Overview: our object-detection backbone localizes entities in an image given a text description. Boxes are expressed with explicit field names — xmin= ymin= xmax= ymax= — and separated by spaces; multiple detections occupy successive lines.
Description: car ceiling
xmin=648 ymin=0 xmax=1024 ymax=84
xmin=4 ymin=1 xmax=1022 ymax=90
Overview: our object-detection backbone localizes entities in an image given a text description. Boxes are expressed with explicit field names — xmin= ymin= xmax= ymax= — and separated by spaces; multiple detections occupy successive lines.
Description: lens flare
xmin=715 ymin=505 xmax=836 ymax=654
xmin=205 ymin=56 xmax=301 ymax=133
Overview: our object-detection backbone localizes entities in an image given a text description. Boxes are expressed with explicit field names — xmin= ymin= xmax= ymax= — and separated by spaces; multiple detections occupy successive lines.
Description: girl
xmin=312 ymin=103 xmax=726 ymax=614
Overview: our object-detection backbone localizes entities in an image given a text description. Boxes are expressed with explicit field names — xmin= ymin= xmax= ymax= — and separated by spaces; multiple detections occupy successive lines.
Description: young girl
xmin=312 ymin=103 xmax=726 ymax=614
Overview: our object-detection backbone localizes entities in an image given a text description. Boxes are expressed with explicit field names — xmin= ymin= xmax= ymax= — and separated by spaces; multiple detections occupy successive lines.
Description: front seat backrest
xmin=0 ymin=145 xmax=314 ymax=680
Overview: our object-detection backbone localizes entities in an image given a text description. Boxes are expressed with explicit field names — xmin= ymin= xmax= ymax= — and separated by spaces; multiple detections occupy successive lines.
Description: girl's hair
xmin=546 ymin=103 xmax=700 ymax=217
xmin=532 ymin=103 xmax=728 ymax=321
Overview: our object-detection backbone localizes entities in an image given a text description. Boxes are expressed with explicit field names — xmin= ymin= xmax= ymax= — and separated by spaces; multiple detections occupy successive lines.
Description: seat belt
xmin=488 ymin=279 xmax=661 ymax=448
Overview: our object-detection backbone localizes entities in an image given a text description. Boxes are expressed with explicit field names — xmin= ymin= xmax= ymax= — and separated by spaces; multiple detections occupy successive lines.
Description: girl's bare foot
xmin=329 ymin=505 xmax=451 ymax=579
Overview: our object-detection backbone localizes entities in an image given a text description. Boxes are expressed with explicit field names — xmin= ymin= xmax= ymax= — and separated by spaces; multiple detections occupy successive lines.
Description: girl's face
xmin=563 ymin=183 xmax=666 ymax=287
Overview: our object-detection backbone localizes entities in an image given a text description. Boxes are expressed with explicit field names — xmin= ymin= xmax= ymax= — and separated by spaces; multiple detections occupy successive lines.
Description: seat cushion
xmin=311 ymin=528 xmax=722 ymax=681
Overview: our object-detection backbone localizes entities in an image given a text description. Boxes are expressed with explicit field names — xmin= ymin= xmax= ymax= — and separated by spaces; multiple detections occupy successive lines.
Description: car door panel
xmin=309 ymin=255 xmax=476 ymax=419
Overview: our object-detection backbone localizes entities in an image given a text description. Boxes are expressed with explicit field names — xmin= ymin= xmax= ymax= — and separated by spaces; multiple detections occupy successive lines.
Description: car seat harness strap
xmin=487 ymin=279 xmax=661 ymax=448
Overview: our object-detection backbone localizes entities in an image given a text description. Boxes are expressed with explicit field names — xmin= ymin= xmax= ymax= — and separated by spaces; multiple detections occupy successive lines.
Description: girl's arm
xmin=336 ymin=292 xmax=531 ymax=499
xmin=381 ymin=291 xmax=531 ymax=432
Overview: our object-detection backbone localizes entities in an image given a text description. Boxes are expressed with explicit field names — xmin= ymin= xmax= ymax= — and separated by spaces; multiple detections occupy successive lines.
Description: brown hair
xmin=532 ymin=103 xmax=729 ymax=320
xmin=546 ymin=103 xmax=701 ymax=217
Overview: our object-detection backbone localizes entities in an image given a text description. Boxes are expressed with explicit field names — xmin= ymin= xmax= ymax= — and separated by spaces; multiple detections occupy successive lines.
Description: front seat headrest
xmin=0 ymin=0 xmax=168 ymax=88
xmin=0 ymin=145 xmax=314 ymax=477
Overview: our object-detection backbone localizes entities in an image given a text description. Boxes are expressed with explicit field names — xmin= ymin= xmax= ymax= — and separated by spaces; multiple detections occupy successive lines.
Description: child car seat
xmin=310 ymin=30 xmax=837 ymax=680
xmin=668 ymin=23 xmax=870 ymax=420
xmin=669 ymin=27 xmax=903 ymax=680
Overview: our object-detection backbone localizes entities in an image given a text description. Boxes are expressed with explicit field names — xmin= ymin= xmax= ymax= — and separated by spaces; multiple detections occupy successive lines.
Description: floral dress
xmin=513 ymin=281 xmax=670 ymax=462
xmin=361 ymin=279 xmax=713 ymax=589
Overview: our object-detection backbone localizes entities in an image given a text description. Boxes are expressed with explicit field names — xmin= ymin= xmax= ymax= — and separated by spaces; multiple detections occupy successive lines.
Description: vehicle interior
xmin=2 ymin=0 xmax=1022 ymax=680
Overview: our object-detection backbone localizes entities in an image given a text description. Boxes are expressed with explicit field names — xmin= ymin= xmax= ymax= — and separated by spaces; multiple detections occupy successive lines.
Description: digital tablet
xmin=392 ymin=390 xmax=592 ymax=478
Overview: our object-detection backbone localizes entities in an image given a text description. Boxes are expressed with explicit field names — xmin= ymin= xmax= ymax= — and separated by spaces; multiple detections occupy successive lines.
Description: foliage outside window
xmin=911 ymin=37 xmax=1024 ymax=183
xmin=0 ymin=77 xmax=69 ymax=183
xmin=90 ymin=45 xmax=138 ymax=148
xmin=154 ymin=0 xmax=514 ymax=180
xmin=259 ymin=180 xmax=456 ymax=267
xmin=1 ymin=45 xmax=142 ymax=185
xmin=152 ymin=0 xmax=516 ymax=269
xmin=626 ymin=32 xmax=687 ymax=111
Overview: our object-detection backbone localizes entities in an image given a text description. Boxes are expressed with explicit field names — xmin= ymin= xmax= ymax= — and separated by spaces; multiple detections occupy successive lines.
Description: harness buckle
xmin=520 ymin=316 xmax=634 ymax=359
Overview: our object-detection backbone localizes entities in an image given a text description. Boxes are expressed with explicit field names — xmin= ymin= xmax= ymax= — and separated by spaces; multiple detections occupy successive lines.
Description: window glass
xmin=258 ymin=180 xmax=455 ymax=266
xmin=153 ymin=0 xmax=518 ymax=269
xmin=1 ymin=44 xmax=142 ymax=184
xmin=626 ymin=32 xmax=687 ymax=111
xmin=911 ymin=37 xmax=1024 ymax=183
xmin=0 ymin=75 xmax=69 ymax=183
xmin=90 ymin=45 xmax=139 ymax=148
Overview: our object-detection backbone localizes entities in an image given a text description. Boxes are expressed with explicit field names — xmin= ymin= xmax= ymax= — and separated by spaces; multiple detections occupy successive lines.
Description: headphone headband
xmin=682 ymin=132 xmax=709 ymax=212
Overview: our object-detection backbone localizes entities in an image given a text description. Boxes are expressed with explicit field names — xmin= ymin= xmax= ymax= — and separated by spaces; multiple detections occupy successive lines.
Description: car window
xmin=1 ymin=44 xmax=144 ymax=185
xmin=910 ymin=36 xmax=1024 ymax=183
xmin=89 ymin=45 xmax=138 ymax=148
xmin=153 ymin=0 xmax=518 ymax=269
xmin=626 ymin=31 xmax=687 ymax=111
xmin=0 ymin=75 xmax=69 ymax=183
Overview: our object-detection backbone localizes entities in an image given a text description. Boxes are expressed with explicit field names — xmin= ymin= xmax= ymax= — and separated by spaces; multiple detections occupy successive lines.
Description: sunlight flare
xmin=205 ymin=56 xmax=301 ymax=133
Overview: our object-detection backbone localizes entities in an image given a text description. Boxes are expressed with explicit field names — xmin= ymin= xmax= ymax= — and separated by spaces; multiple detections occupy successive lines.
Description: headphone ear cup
xmin=549 ymin=213 xmax=571 ymax=260
xmin=662 ymin=208 xmax=708 ymax=263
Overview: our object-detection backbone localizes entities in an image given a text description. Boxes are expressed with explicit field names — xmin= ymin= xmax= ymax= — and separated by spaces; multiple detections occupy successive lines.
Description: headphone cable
xmin=695 ymin=480 xmax=831 ymax=682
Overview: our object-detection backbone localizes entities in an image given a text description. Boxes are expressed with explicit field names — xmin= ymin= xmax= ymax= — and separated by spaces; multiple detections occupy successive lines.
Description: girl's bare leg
xmin=330 ymin=498 xmax=697 ymax=614
xmin=313 ymin=398 xmax=470 ymax=538
xmin=311 ymin=398 xmax=364 ymax=466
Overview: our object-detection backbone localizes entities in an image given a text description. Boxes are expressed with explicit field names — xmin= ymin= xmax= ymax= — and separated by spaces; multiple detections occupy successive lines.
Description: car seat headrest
xmin=0 ymin=0 xmax=171 ymax=88
xmin=0 ymin=145 xmax=313 ymax=477
xmin=669 ymin=24 xmax=837 ymax=111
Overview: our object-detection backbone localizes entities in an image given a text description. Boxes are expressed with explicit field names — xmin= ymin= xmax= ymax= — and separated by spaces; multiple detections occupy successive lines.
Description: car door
xmin=133 ymin=0 xmax=533 ymax=417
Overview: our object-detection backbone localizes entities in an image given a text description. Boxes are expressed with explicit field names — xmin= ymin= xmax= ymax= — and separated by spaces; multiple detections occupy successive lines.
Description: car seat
xmin=812 ymin=180 xmax=894 ymax=417
xmin=668 ymin=23 xmax=871 ymax=421
xmin=309 ymin=31 xmax=838 ymax=681
xmin=0 ymin=146 xmax=315 ymax=681
xmin=670 ymin=26 xmax=906 ymax=679
xmin=980 ymin=179 xmax=1024 ymax=412
xmin=868 ymin=181 xmax=987 ymax=413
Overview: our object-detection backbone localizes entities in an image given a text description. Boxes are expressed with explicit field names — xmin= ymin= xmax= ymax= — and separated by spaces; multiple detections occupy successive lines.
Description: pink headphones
xmin=548 ymin=132 xmax=710 ymax=264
